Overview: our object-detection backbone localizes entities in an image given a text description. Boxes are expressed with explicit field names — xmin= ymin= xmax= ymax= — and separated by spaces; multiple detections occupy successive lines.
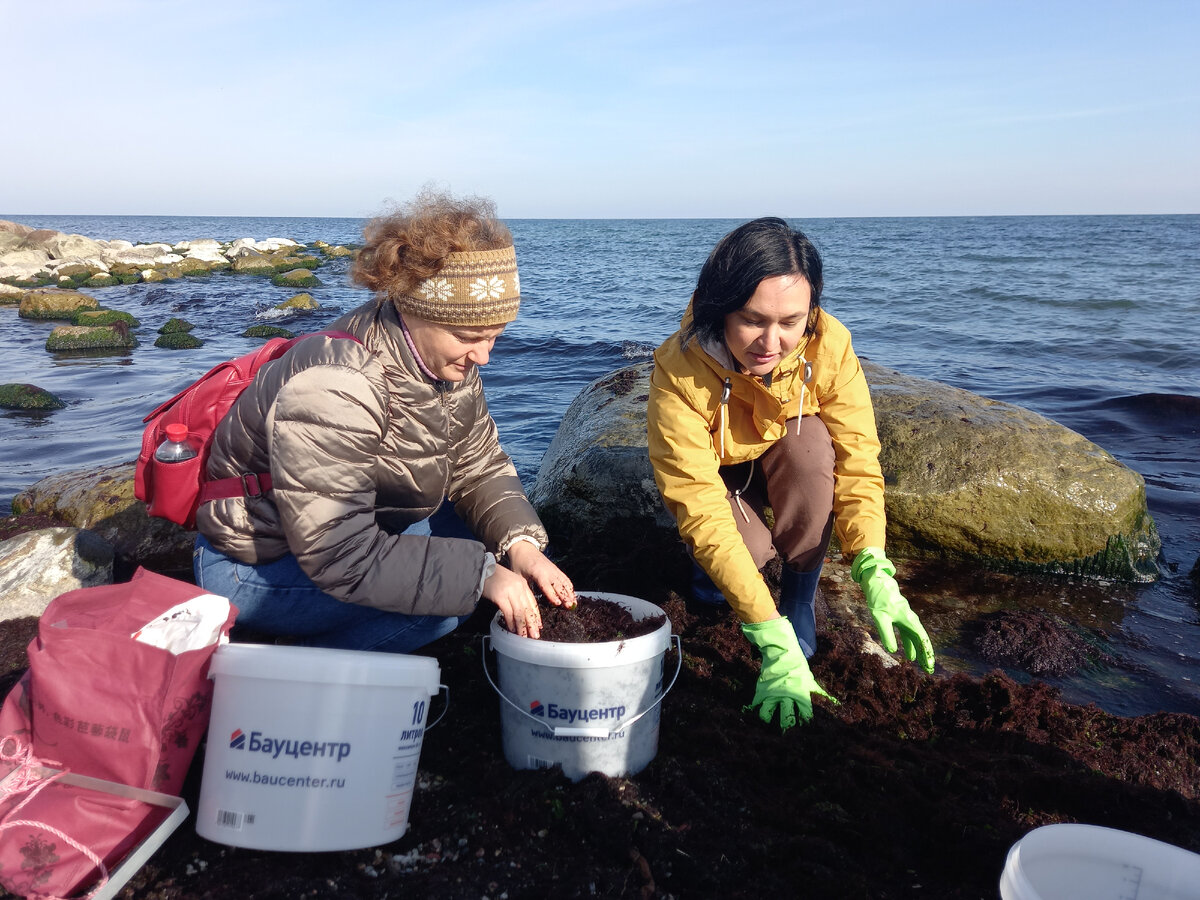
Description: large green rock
xmin=271 ymin=268 xmax=321 ymax=288
xmin=530 ymin=361 xmax=1159 ymax=584
xmin=0 ymin=383 xmax=66 ymax=410
xmin=45 ymin=324 xmax=137 ymax=351
xmin=18 ymin=290 xmax=99 ymax=319
xmin=862 ymin=361 xmax=1159 ymax=580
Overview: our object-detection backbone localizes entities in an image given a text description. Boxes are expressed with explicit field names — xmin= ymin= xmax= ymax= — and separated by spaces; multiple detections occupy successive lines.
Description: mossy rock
xmin=241 ymin=325 xmax=296 ymax=339
xmin=322 ymin=245 xmax=357 ymax=258
xmin=158 ymin=317 xmax=195 ymax=334
xmin=141 ymin=269 xmax=167 ymax=283
xmin=274 ymin=293 xmax=319 ymax=311
xmin=232 ymin=255 xmax=276 ymax=275
xmin=0 ymin=383 xmax=66 ymax=410
xmin=54 ymin=263 xmax=103 ymax=279
xmin=85 ymin=274 xmax=121 ymax=288
xmin=155 ymin=332 xmax=204 ymax=350
xmin=270 ymin=255 xmax=319 ymax=272
xmin=177 ymin=257 xmax=215 ymax=276
xmin=72 ymin=308 xmax=141 ymax=328
xmin=0 ymin=285 xmax=24 ymax=306
xmin=271 ymin=269 xmax=321 ymax=288
xmin=115 ymin=273 xmax=142 ymax=285
xmin=18 ymin=290 xmax=100 ymax=320
xmin=108 ymin=262 xmax=142 ymax=277
xmin=46 ymin=324 xmax=138 ymax=351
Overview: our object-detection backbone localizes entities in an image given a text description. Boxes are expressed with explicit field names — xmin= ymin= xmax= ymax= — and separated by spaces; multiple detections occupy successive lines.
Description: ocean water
xmin=2 ymin=214 xmax=1198 ymax=717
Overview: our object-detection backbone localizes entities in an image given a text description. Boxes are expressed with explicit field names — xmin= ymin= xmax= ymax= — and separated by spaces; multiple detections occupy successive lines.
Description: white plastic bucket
xmin=484 ymin=592 xmax=680 ymax=782
xmin=196 ymin=643 xmax=444 ymax=852
xmin=1000 ymin=823 xmax=1200 ymax=900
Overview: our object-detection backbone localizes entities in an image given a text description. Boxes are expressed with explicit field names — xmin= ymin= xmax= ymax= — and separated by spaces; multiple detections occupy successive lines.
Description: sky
xmin=1 ymin=0 xmax=1197 ymax=218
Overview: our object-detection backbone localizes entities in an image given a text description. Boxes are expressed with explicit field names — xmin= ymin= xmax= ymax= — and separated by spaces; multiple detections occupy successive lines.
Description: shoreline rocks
xmin=0 ymin=219 xmax=358 ymax=290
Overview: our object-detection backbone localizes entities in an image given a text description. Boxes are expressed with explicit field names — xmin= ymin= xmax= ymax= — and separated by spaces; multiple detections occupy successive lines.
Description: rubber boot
xmin=779 ymin=566 xmax=820 ymax=658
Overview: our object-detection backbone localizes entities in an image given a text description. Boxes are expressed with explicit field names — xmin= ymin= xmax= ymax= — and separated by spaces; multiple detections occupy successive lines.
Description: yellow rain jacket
xmin=647 ymin=307 xmax=886 ymax=624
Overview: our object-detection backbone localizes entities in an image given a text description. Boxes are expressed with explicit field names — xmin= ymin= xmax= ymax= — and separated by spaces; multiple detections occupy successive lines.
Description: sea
xmin=2 ymin=214 xmax=1197 ymax=719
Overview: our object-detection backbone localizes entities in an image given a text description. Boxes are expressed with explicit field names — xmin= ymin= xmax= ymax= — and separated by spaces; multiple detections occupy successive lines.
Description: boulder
xmin=0 ymin=527 xmax=114 ymax=621
xmin=0 ymin=384 xmax=66 ymax=410
xmin=11 ymin=462 xmax=195 ymax=578
xmin=274 ymin=293 xmax=318 ymax=311
xmin=0 ymin=232 xmax=26 ymax=254
xmin=0 ymin=220 xmax=35 ymax=237
xmin=155 ymin=332 xmax=204 ymax=349
xmin=72 ymin=308 xmax=140 ymax=328
xmin=231 ymin=254 xmax=276 ymax=274
xmin=529 ymin=361 xmax=1159 ymax=584
xmin=271 ymin=268 xmax=320 ymax=288
xmin=0 ymin=283 xmax=25 ymax=305
xmin=19 ymin=290 xmax=99 ymax=319
xmin=158 ymin=317 xmax=195 ymax=333
xmin=38 ymin=233 xmax=107 ymax=260
xmin=862 ymin=361 xmax=1158 ymax=579
xmin=1 ymin=248 xmax=52 ymax=269
xmin=46 ymin=324 xmax=137 ymax=351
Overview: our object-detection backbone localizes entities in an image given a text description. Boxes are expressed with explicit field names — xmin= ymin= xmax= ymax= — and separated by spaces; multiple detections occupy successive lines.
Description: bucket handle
xmin=426 ymin=684 xmax=450 ymax=730
xmin=481 ymin=635 xmax=682 ymax=739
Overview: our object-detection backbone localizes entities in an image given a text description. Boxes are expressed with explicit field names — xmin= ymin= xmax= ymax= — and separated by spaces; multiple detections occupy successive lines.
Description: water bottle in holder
xmin=155 ymin=423 xmax=198 ymax=462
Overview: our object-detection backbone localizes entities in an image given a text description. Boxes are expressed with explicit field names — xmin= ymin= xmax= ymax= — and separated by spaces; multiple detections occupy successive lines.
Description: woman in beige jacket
xmin=194 ymin=190 xmax=573 ymax=650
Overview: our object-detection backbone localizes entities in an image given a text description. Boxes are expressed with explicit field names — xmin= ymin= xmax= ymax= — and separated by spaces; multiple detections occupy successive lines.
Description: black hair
xmin=681 ymin=217 xmax=824 ymax=348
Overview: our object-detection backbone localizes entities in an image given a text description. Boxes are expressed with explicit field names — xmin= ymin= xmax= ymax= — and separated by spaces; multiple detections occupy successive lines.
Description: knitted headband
xmin=393 ymin=245 xmax=521 ymax=327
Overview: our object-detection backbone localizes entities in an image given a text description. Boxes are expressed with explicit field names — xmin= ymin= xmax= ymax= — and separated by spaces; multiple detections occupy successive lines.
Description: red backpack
xmin=134 ymin=330 xmax=360 ymax=529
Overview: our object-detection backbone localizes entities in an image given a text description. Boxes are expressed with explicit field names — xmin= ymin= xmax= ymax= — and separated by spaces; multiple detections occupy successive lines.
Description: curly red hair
xmin=351 ymin=187 xmax=513 ymax=300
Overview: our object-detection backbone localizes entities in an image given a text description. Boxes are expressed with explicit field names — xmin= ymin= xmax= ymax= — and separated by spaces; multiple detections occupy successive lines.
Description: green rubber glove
xmin=741 ymin=617 xmax=837 ymax=731
xmin=851 ymin=547 xmax=935 ymax=673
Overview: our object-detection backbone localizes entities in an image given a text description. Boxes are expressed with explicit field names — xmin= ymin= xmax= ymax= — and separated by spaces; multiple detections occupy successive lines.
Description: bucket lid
xmin=209 ymin=643 xmax=440 ymax=693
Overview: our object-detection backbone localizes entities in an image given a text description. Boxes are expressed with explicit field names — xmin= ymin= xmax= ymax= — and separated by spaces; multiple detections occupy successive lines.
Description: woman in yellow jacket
xmin=647 ymin=217 xmax=934 ymax=731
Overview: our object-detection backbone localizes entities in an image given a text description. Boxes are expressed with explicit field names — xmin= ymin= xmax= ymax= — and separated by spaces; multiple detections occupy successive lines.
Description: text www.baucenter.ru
xmin=224 ymin=769 xmax=347 ymax=789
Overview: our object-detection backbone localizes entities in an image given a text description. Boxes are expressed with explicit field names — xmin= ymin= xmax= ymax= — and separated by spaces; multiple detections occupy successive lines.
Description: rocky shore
xmin=2 ymin=220 xmax=1197 ymax=899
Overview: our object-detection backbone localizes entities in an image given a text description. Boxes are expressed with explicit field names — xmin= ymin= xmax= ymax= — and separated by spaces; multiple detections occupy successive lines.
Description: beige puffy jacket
xmin=196 ymin=299 xmax=547 ymax=616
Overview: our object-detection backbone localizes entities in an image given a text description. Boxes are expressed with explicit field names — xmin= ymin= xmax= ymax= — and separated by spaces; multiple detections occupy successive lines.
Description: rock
xmin=530 ymin=360 xmax=1159 ymax=584
xmin=231 ymin=254 xmax=276 ymax=274
xmin=529 ymin=363 xmax=675 ymax=586
xmin=861 ymin=361 xmax=1159 ymax=580
xmin=0 ymin=220 xmax=35 ymax=237
xmin=1 ymin=247 xmax=52 ymax=269
xmin=72 ymin=308 xmax=140 ymax=327
xmin=241 ymin=325 xmax=295 ymax=339
xmin=271 ymin=268 xmax=320 ymax=288
xmin=0 ymin=528 xmax=114 ymax=620
xmin=323 ymin=245 xmax=357 ymax=258
xmin=45 ymin=324 xmax=137 ymax=351
xmin=155 ymin=332 xmax=204 ymax=349
xmin=19 ymin=290 xmax=99 ymax=319
xmin=269 ymin=254 xmax=318 ymax=272
xmin=36 ymin=233 xmax=107 ymax=260
xmin=274 ymin=293 xmax=318 ymax=311
xmin=0 ymin=283 xmax=25 ymax=305
xmin=158 ymin=317 xmax=195 ymax=334
xmin=11 ymin=462 xmax=195 ymax=578
xmin=0 ymin=384 xmax=66 ymax=410
xmin=50 ymin=258 xmax=110 ymax=278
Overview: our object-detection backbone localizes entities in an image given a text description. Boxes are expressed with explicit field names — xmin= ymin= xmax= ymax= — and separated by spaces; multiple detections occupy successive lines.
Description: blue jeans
xmin=193 ymin=501 xmax=475 ymax=654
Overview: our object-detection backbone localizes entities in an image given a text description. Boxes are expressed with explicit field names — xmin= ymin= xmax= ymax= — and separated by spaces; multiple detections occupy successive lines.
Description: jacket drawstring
xmin=731 ymin=458 xmax=753 ymax=524
xmin=716 ymin=377 xmax=751 ymax=522
xmin=796 ymin=358 xmax=812 ymax=435
xmin=717 ymin=377 xmax=731 ymax=460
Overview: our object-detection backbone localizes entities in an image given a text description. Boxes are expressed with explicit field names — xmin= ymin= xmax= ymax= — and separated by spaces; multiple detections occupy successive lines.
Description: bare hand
xmin=505 ymin=541 xmax=576 ymax=609
xmin=483 ymin=564 xmax=544 ymax=639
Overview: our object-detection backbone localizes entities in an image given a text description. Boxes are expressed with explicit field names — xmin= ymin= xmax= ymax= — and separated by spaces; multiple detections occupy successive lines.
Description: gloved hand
xmin=851 ymin=547 xmax=935 ymax=673
xmin=741 ymin=617 xmax=837 ymax=731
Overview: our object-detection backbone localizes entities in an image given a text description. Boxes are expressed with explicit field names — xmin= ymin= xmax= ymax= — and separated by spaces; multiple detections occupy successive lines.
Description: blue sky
xmin=2 ymin=0 xmax=1196 ymax=217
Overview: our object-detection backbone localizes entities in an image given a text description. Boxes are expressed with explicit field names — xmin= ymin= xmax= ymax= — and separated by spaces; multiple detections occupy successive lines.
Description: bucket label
xmin=228 ymin=729 xmax=352 ymax=762
xmin=528 ymin=701 xmax=626 ymax=725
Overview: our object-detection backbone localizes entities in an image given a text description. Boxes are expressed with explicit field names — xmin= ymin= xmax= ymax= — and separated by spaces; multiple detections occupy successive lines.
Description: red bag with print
xmin=1 ymin=567 xmax=237 ymax=795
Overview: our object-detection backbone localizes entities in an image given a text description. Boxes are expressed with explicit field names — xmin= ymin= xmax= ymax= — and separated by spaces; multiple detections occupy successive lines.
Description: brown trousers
xmin=719 ymin=415 xmax=835 ymax=573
